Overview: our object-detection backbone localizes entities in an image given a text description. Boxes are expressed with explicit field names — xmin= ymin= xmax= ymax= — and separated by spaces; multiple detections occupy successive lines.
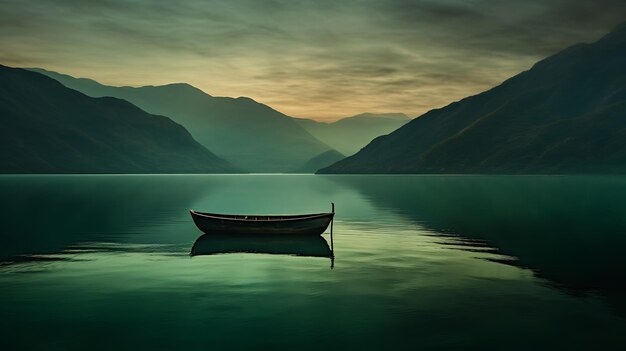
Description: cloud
xmin=1 ymin=0 xmax=625 ymax=119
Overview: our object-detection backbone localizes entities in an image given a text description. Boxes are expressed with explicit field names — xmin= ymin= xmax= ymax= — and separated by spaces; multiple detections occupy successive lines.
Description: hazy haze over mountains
xmin=319 ymin=23 xmax=626 ymax=174
xmin=0 ymin=65 xmax=236 ymax=174
xmin=30 ymin=68 xmax=333 ymax=172
xmin=292 ymin=150 xmax=345 ymax=173
xmin=31 ymin=68 xmax=411 ymax=172
xmin=296 ymin=113 xmax=410 ymax=155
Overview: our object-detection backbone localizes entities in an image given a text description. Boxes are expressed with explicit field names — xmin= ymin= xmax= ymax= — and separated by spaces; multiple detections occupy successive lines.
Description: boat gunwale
xmin=190 ymin=210 xmax=334 ymax=222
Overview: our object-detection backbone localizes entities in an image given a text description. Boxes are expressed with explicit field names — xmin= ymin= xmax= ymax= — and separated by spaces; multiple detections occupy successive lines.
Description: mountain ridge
xmin=295 ymin=113 xmax=410 ymax=155
xmin=291 ymin=150 xmax=345 ymax=173
xmin=319 ymin=22 xmax=626 ymax=174
xmin=28 ymin=68 xmax=333 ymax=173
xmin=0 ymin=65 xmax=238 ymax=173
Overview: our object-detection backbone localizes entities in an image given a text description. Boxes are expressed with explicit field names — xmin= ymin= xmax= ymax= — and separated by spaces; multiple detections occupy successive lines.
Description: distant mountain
xmin=295 ymin=113 xmax=410 ymax=155
xmin=291 ymin=150 xmax=345 ymax=173
xmin=0 ymin=65 xmax=237 ymax=173
xmin=29 ymin=69 xmax=333 ymax=173
xmin=320 ymin=23 xmax=626 ymax=174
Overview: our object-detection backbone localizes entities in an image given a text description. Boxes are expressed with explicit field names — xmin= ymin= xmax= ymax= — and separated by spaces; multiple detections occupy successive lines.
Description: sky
xmin=1 ymin=0 xmax=625 ymax=121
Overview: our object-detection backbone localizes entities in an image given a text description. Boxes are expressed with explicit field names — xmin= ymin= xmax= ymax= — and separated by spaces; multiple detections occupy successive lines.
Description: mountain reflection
xmin=329 ymin=175 xmax=626 ymax=313
xmin=0 ymin=175 xmax=209 ymax=260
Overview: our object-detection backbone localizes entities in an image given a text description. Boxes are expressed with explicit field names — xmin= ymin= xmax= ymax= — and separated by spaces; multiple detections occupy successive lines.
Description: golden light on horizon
xmin=2 ymin=0 xmax=624 ymax=120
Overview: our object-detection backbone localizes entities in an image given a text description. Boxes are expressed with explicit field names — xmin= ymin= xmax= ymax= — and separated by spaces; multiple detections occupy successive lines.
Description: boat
xmin=189 ymin=203 xmax=335 ymax=235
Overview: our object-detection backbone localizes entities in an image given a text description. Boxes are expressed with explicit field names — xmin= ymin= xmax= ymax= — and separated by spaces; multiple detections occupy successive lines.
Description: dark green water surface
xmin=0 ymin=175 xmax=625 ymax=350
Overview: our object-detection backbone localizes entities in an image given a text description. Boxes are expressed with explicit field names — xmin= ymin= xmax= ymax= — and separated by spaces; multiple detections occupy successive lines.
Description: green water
xmin=0 ymin=175 xmax=625 ymax=350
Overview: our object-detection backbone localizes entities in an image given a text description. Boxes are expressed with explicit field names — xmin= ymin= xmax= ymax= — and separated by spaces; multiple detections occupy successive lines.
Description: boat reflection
xmin=190 ymin=234 xmax=335 ymax=268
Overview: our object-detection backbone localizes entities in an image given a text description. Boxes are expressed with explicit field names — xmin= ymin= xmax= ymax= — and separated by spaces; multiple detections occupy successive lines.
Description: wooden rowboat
xmin=189 ymin=203 xmax=335 ymax=236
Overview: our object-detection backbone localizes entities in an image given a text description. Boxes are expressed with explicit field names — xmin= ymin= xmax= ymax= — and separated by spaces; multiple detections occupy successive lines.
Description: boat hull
xmin=190 ymin=210 xmax=334 ymax=235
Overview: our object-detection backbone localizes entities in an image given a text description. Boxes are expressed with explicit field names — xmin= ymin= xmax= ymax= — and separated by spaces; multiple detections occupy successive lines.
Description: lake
xmin=1 ymin=175 xmax=625 ymax=350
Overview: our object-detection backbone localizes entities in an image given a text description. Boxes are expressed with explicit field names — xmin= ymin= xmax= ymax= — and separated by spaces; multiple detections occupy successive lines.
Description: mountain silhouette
xmin=295 ymin=113 xmax=410 ymax=156
xmin=291 ymin=150 xmax=345 ymax=173
xmin=0 ymin=65 xmax=237 ymax=173
xmin=29 ymin=69 xmax=333 ymax=173
xmin=319 ymin=23 xmax=626 ymax=174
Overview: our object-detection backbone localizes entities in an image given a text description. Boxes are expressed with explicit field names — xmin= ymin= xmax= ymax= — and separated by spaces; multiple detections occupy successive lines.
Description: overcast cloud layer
xmin=1 ymin=0 xmax=625 ymax=120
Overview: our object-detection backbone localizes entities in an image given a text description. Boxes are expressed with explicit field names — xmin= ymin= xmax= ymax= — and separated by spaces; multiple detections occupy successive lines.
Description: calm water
xmin=0 ymin=175 xmax=625 ymax=350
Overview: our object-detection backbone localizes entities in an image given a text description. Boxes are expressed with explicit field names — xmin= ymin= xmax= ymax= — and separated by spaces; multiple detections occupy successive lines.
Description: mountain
xmin=291 ymin=150 xmax=345 ymax=173
xmin=0 ymin=65 xmax=237 ymax=173
xmin=29 ymin=69 xmax=333 ymax=173
xmin=295 ymin=113 xmax=410 ymax=156
xmin=319 ymin=23 xmax=626 ymax=174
